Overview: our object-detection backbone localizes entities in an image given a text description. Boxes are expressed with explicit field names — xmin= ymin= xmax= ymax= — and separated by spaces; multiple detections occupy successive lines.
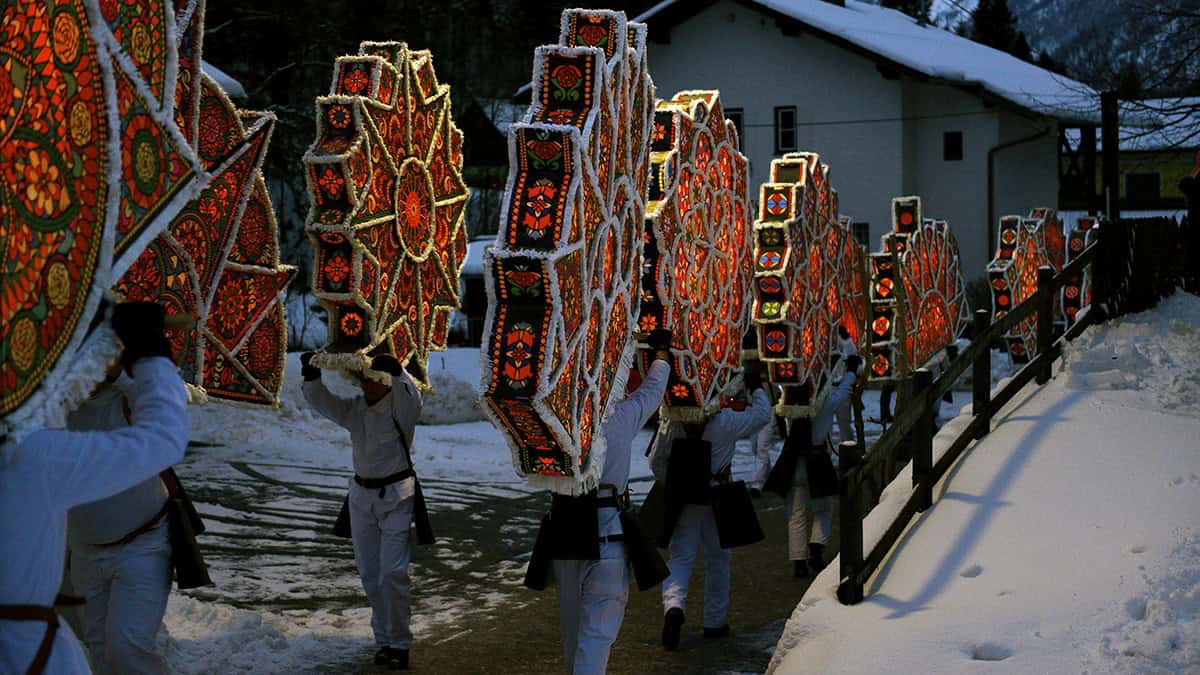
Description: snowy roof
xmin=635 ymin=0 xmax=1100 ymax=123
xmin=202 ymin=61 xmax=246 ymax=99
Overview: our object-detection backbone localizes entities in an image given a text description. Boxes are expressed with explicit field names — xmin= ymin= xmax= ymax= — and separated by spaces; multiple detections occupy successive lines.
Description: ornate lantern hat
xmin=638 ymin=90 xmax=752 ymax=421
xmin=2 ymin=0 xmax=206 ymax=439
xmin=116 ymin=0 xmax=297 ymax=407
xmin=752 ymin=151 xmax=868 ymax=416
xmin=987 ymin=208 xmax=1065 ymax=363
xmin=304 ymin=41 xmax=469 ymax=387
xmin=481 ymin=10 xmax=655 ymax=493
xmin=1061 ymin=216 xmax=1099 ymax=326
xmin=868 ymin=197 xmax=968 ymax=381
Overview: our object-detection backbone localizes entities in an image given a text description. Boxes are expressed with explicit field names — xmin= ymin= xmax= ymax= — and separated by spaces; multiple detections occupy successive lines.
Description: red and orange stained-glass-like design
xmin=751 ymin=152 xmax=867 ymax=416
xmin=482 ymin=10 xmax=654 ymax=494
xmin=1061 ymin=217 xmax=1099 ymax=326
xmin=304 ymin=41 xmax=469 ymax=388
xmin=868 ymin=197 xmax=968 ymax=381
xmin=639 ymin=90 xmax=751 ymax=421
xmin=115 ymin=0 xmax=297 ymax=407
xmin=2 ymin=0 xmax=205 ymax=437
xmin=988 ymin=210 xmax=1065 ymax=363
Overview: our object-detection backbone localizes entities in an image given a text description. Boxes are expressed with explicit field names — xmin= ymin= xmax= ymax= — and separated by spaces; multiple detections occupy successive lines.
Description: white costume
xmin=0 ymin=358 xmax=188 ymax=674
xmin=748 ymin=420 xmax=779 ymax=492
xmin=303 ymin=370 xmax=421 ymax=652
xmin=653 ymin=390 xmax=771 ymax=630
xmin=787 ymin=372 xmax=855 ymax=561
xmin=67 ymin=387 xmax=172 ymax=675
xmin=835 ymin=337 xmax=858 ymax=445
xmin=554 ymin=360 xmax=669 ymax=675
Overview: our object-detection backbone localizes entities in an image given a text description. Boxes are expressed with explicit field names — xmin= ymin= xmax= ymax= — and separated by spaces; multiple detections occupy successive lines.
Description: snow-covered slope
xmin=769 ymin=291 xmax=1200 ymax=674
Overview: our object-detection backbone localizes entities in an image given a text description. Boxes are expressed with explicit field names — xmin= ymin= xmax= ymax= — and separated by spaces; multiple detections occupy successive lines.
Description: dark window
xmin=1126 ymin=173 xmax=1160 ymax=202
xmin=851 ymin=222 xmax=870 ymax=247
xmin=725 ymin=107 xmax=744 ymax=143
xmin=775 ymin=106 xmax=797 ymax=153
xmin=943 ymin=131 xmax=963 ymax=161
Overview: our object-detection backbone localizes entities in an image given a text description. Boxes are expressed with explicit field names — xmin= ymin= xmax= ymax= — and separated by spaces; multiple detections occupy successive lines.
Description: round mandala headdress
xmin=116 ymin=0 xmax=297 ymax=407
xmin=2 ymin=0 xmax=206 ymax=439
xmin=867 ymin=197 xmax=968 ymax=380
xmin=638 ymin=90 xmax=752 ymax=421
xmin=987 ymin=208 xmax=1064 ymax=363
xmin=481 ymin=9 xmax=654 ymax=494
xmin=752 ymin=152 xmax=867 ymax=416
xmin=304 ymin=41 xmax=469 ymax=387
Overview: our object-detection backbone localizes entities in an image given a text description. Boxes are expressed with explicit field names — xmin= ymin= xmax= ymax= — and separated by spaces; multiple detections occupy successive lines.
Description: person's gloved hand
xmin=300 ymin=352 xmax=321 ymax=381
xmin=646 ymin=328 xmax=673 ymax=362
xmin=844 ymin=354 xmax=863 ymax=376
xmin=370 ymin=353 xmax=405 ymax=376
xmin=112 ymin=302 xmax=173 ymax=374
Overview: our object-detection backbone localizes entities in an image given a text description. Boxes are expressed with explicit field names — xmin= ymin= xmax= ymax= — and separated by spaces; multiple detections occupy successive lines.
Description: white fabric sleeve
xmin=648 ymin=419 xmax=679 ymax=483
xmin=720 ymin=389 xmax=772 ymax=441
xmin=302 ymin=377 xmax=355 ymax=430
xmin=19 ymin=357 xmax=189 ymax=510
xmin=824 ymin=372 xmax=856 ymax=418
xmin=389 ymin=369 xmax=422 ymax=443
xmin=613 ymin=360 xmax=669 ymax=431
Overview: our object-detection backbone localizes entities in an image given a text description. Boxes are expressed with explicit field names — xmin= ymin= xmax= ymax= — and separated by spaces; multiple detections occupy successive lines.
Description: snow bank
xmin=770 ymin=291 xmax=1200 ymax=674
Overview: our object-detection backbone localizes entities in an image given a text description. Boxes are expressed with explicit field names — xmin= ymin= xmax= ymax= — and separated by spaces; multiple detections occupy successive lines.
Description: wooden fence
xmin=836 ymin=215 xmax=1188 ymax=605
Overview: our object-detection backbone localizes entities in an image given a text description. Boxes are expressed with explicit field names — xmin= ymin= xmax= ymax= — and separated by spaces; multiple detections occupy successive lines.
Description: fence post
xmin=972 ymin=309 xmax=991 ymax=439
xmin=1036 ymin=266 xmax=1055 ymax=385
xmin=911 ymin=369 xmax=934 ymax=511
xmin=837 ymin=440 xmax=864 ymax=605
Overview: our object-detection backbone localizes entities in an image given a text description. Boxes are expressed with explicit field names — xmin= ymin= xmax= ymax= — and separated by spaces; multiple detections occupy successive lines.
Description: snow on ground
xmin=165 ymin=342 xmax=987 ymax=672
xmin=769 ymin=292 xmax=1200 ymax=675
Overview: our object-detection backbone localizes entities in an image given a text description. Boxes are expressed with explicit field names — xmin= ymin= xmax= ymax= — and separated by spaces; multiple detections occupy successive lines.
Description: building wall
xmin=644 ymin=0 xmax=904 ymax=248
xmin=905 ymin=80 xmax=1002 ymax=281
xmin=642 ymin=0 xmax=1061 ymax=283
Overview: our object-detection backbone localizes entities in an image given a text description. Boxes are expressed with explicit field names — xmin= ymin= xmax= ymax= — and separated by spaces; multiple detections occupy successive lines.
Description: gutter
xmin=987 ymin=125 xmax=1053 ymax=258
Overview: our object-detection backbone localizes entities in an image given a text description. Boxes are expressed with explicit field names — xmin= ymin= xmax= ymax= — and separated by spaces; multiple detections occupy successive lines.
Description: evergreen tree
xmin=968 ymin=0 xmax=1034 ymax=63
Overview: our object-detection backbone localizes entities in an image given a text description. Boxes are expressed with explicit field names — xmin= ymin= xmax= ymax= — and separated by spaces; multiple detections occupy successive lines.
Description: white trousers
xmin=661 ymin=505 xmax=732 ymax=629
xmin=836 ymin=401 xmax=854 ymax=446
xmin=552 ymin=542 xmax=629 ymax=675
xmin=70 ymin=520 xmax=172 ymax=675
xmin=786 ymin=467 xmax=832 ymax=561
xmin=748 ymin=423 xmax=776 ymax=490
xmin=349 ymin=481 xmax=414 ymax=650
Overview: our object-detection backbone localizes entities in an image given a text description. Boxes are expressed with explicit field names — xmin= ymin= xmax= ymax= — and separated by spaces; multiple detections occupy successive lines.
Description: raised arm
xmin=719 ymin=388 xmax=772 ymax=441
xmin=22 ymin=357 xmax=189 ymax=510
xmin=300 ymin=352 xmax=356 ymax=429
xmin=611 ymin=360 xmax=670 ymax=432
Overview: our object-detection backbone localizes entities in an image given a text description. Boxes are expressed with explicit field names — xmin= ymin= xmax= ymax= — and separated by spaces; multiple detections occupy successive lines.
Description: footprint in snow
xmin=1130 ymin=545 xmax=1147 ymax=554
xmin=960 ymin=564 xmax=983 ymax=578
xmin=1125 ymin=596 xmax=1147 ymax=621
xmin=968 ymin=643 xmax=1013 ymax=661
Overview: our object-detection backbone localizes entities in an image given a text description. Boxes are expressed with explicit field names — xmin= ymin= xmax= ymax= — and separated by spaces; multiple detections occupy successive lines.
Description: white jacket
xmin=811 ymin=372 xmax=856 ymax=446
xmin=649 ymin=389 xmax=772 ymax=483
xmin=597 ymin=360 xmax=669 ymax=536
xmin=66 ymin=386 xmax=169 ymax=547
xmin=303 ymin=370 xmax=422 ymax=483
xmin=0 ymin=357 xmax=188 ymax=674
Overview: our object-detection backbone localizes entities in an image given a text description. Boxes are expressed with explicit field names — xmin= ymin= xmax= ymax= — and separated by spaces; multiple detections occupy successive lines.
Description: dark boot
xmin=793 ymin=560 xmax=809 ymax=578
xmin=703 ymin=624 xmax=730 ymax=638
xmin=375 ymin=647 xmax=408 ymax=671
xmin=662 ymin=607 xmax=685 ymax=650
xmin=808 ymin=543 xmax=826 ymax=575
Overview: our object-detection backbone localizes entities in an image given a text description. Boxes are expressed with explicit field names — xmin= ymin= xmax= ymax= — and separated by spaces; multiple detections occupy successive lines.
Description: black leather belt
xmin=599 ymin=534 xmax=625 ymax=544
xmin=354 ymin=469 xmax=415 ymax=497
xmin=596 ymin=495 xmax=620 ymax=509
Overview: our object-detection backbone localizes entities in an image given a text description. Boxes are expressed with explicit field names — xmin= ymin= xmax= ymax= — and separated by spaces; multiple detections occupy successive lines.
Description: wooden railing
xmin=836 ymin=243 xmax=1099 ymax=605
xmin=835 ymin=214 xmax=1191 ymax=604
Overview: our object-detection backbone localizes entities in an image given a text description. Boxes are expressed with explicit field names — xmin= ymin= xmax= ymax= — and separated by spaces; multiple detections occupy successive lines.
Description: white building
xmin=621 ymin=0 xmax=1100 ymax=280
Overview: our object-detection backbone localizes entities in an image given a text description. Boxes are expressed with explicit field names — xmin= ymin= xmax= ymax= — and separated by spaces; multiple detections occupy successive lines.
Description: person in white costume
xmin=747 ymin=412 xmax=780 ymax=497
xmin=551 ymin=334 xmax=671 ymax=675
xmin=651 ymin=367 xmax=772 ymax=649
xmin=766 ymin=355 xmax=862 ymax=577
xmin=66 ymin=363 xmax=172 ymax=675
xmin=833 ymin=325 xmax=859 ymax=446
xmin=0 ymin=303 xmax=189 ymax=675
xmin=301 ymin=352 xmax=422 ymax=671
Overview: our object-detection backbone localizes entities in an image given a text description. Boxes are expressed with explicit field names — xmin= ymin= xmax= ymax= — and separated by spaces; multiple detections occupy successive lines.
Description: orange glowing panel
xmin=640 ymin=90 xmax=751 ymax=421
xmin=988 ymin=211 xmax=1063 ymax=363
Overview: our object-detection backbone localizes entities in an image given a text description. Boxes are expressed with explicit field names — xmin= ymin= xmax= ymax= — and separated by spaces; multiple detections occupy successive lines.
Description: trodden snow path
xmin=770 ymin=292 xmax=1200 ymax=675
